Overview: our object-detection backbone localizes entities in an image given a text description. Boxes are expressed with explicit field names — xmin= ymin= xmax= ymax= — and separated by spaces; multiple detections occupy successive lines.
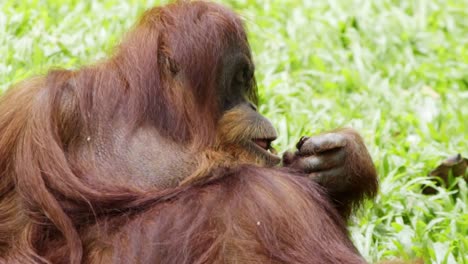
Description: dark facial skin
xmin=214 ymin=47 xmax=281 ymax=166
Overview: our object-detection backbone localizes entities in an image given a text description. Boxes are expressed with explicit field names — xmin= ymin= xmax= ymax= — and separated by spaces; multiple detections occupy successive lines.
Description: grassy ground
xmin=1 ymin=0 xmax=467 ymax=263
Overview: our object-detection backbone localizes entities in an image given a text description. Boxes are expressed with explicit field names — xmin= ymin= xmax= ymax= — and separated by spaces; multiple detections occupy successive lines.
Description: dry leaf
xmin=422 ymin=154 xmax=468 ymax=194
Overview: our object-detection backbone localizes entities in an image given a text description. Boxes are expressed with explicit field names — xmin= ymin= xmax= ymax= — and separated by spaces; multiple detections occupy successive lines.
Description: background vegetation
xmin=1 ymin=0 xmax=467 ymax=263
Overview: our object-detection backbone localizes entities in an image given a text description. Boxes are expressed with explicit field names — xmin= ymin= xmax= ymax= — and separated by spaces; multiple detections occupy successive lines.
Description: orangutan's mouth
xmin=249 ymin=137 xmax=280 ymax=165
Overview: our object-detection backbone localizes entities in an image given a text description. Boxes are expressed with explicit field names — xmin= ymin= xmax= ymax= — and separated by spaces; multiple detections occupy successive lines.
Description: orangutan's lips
xmin=252 ymin=138 xmax=277 ymax=154
xmin=253 ymin=139 xmax=270 ymax=150
xmin=247 ymin=137 xmax=280 ymax=165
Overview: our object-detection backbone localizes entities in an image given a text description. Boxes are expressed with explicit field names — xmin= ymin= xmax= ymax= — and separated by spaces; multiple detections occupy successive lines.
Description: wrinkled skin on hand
xmin=283 ymin=128 xmax=378 ymax=218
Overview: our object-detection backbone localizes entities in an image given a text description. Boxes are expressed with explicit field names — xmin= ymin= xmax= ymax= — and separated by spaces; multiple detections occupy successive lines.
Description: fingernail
xmin=296 ymin=136 xmax=309 ymax=150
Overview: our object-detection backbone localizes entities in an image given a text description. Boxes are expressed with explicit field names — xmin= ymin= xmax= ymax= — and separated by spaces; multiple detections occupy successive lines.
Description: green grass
xmin=1 ymin=0 xmax=467 ymax=263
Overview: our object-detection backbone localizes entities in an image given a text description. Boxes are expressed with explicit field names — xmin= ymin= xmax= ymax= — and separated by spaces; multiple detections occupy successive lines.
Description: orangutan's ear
xmin=46 ymin=70 xmax=82 ymax=147
xmin=159 ymin=53 xmax=180 ymax=76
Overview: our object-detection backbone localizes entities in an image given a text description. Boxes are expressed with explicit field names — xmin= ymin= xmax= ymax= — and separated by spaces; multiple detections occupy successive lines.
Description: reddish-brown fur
xmin=36 ymin=167 xmax=367 ymax=264
xmin=0 ymin=1 xmax=380 ymax=263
